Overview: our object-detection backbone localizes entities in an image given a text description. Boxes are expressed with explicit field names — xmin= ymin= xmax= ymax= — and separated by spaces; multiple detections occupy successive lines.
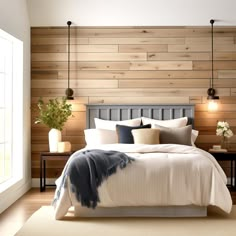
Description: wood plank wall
xmin=31 ymin=26 xmax=236 ymax=179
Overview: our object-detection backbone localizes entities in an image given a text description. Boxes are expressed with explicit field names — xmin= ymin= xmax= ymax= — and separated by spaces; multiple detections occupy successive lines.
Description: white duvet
xmin=53 ymin=144 xmax=232 ymax=219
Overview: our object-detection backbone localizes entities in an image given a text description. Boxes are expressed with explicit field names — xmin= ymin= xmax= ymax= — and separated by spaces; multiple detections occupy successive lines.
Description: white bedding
xmin=53 ymin=144 xmax=232 ymax=220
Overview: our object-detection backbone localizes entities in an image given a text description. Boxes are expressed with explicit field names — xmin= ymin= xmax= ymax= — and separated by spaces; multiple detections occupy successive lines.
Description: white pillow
xmin=94 ymin=118 xmax=141 ymax=131
xmin=84 ymin=129 xmax=118 ymax=146
xmin=142 ymin=117 xmax=188 ymax=128
xmin=191 ymin=129 xmax=199 ymax=146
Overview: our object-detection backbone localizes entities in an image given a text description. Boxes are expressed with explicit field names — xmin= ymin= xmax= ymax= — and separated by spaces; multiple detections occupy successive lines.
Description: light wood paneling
xmin=31 ymin=26 xmax=236 ymax=179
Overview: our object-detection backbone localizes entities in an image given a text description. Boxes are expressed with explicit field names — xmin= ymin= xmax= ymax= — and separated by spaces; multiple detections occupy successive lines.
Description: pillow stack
xmin=84 ymin=117 xmax=198 ymax=146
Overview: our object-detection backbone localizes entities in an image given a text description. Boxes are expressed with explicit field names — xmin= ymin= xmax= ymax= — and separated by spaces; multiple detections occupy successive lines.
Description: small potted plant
xmin=35 ymin=97 xmax=72 ymax=152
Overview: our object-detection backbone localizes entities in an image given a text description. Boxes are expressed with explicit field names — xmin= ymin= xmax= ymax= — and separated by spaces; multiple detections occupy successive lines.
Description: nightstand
xmin=40 ymin=151 xmax=73 ymax=192
xmin=209 ymin=150 xmax=236 ymax=190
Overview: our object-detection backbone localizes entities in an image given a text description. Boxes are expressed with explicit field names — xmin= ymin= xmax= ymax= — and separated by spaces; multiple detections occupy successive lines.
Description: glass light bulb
xmin=208 ymin=100 xmax=218 ymax=112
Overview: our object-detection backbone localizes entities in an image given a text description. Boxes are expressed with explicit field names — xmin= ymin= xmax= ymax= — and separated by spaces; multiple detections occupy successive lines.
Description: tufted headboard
xmin=86 ymin=104 xmax=195 ymax=129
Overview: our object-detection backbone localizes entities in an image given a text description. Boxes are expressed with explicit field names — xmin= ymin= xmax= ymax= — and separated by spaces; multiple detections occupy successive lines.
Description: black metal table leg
xmin=40 ymin=153 xmax=43 ymax=192
xmin=43 ymin=159 xmax=46 ymax=191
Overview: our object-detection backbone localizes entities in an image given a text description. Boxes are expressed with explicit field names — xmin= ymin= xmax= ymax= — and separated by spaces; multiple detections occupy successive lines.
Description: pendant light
xmin=65 ymin=20 xmax=74 ymax=100
xmin=207 ymin=19 xmax=219 ymax=111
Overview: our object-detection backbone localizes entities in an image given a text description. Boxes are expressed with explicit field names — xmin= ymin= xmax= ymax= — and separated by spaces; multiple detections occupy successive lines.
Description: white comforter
xmin=53 ymin=144 xmax=232 ymax=219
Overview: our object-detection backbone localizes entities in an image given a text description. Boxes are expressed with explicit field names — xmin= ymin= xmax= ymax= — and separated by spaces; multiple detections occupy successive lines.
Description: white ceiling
xmin=27 ymin=0 xmax=236 ymax=26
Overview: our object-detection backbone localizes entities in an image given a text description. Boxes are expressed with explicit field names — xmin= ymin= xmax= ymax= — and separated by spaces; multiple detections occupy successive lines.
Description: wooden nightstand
xmin=40 ymin=151 xmax=73 ymax=192
xmin=209 ymin=150 xmax=236 ymax=190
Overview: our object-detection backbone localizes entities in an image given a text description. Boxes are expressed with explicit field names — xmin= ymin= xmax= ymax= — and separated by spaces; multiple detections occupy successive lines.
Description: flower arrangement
xmin=35 ymin=97 xmax=72 ymax=131
xmin=216 ymin=121 xmax=234 ymax=139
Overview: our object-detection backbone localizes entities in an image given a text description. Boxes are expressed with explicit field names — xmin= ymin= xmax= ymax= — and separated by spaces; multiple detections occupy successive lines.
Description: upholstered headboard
xmin=86 ymin=104 xmax=195 ymax=129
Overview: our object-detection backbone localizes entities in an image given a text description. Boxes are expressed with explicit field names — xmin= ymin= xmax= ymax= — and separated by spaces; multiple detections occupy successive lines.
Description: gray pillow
xmin=153 ymin=124 xmax=192 ymax=146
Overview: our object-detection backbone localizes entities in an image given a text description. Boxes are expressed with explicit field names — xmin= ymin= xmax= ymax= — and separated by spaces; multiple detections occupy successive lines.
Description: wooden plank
xmin=88 ymin=96 xmax=189 ymax=104
xmin=31 ymin=27 xmax=236 ymax=38
xmin=119 ymin=44 xmax=167 ymax=53
xmin=189 ymin=96 xmax=202 ymax=104
xmin=195 ymin=103 xmax=236 ymax=112
xmin=215 ymin=44 xmax=236 ymax=52
xmin=195 ymin=118 xmax=236 ymax=127
xmin=32 ymin=61 xmax=130 ymax=71
xmin=130 ymin=61 xmax=192 ymax=70
xmin=120 ymin=79 xmax=236 ymax=89
xmin=70 ymin=44 xmax=118 ymax=53
xmin=31 ymin=45 xmax=67 ymax=53
xmin=31 ymin=96 xmax=88 ymax=104
xmin=215 ymin=52 xmax=236 ymax=60
xmin=31 ymin=37 xmax=89 ymax=45
xmin=193 ymin=61 xmax=236 ymax=70
xmin=195 ymin=111 xmax=236 ymax=119
xmin=31 ymin=44 xmax=119 ymax=53
xmin=231 ymin=88 xmax=236 ymax=96
xmin=89 ymin=37 xmax=185 ymax=45
xmin=31 ymin=71 xmax=58 ymax=80
xmin=31 ymin=79 xmax=118 ymax=89
xmin=186 ymin=37 xmax=234 ymax=45
xmin=31 ymin=52 xmax=147 ymax=62
xmin=218 ymin=70 xmax=236 ymax=79
xmin=119 ymin=79 xmax=209 ymax=88
xmin=148 ymin=52 xmax=210 ymax=61
xmin=168 ymin=44 xmax=210 ymax=52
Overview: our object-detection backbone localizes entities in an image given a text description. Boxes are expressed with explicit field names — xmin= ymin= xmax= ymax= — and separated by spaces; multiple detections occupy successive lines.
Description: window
xmin=0 ymin=29 xmax=23 ymax=190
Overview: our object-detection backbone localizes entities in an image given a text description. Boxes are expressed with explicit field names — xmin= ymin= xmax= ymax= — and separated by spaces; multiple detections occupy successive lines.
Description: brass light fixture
xmin=65 ymin=20 xmax=74 ymax=100
xmin=207 ymin=19 xmax=219 ymax=111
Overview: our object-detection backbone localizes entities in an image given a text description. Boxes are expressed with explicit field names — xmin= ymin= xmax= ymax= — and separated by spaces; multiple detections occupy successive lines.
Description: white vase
xmin=48 ymin=128 xmax=62 ymax=152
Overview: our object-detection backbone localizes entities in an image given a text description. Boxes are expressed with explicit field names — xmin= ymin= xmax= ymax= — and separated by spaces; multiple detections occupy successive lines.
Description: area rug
xmin=15 ymin=205 xmax=236 ymax=236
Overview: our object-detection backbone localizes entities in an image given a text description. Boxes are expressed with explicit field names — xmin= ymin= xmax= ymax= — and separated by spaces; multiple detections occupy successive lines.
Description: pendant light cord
xmin=67 ymin=21 xmax=71 ymax=90
xmin=210 ymin=19 xmax=214 ymax=89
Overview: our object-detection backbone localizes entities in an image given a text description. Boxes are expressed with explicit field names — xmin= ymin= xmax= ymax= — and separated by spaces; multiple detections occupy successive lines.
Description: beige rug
xmin=15 ymin=206 xmax=236 ymax=236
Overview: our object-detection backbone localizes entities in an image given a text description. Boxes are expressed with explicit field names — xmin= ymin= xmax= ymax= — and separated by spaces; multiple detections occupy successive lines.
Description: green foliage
xmin=35 ymin=97 xmax=72 ymax=131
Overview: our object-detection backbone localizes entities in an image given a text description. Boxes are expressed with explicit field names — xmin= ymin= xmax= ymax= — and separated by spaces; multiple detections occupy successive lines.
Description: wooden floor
xmin=0 ymin=188 xmax=236 ymax=236
xmin=0 ymin=188 xmax=54 ymax=236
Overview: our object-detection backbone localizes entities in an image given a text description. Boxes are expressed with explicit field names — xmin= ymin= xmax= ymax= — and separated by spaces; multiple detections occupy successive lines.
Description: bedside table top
xmin=40 ymin=151 xmax=74 ymax=156
xmin=209 ymin=150 xmax=236 ymax=160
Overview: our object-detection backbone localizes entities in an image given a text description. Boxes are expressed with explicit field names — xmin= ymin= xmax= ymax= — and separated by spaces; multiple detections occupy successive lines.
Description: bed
xmin=53 ymin=104 xmax=232 ymax=220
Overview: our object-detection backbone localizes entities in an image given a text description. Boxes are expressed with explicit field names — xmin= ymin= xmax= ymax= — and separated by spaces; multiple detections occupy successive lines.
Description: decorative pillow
xmin=153 ymin=124 xmax=192 ymax=146
xmin=142 ymin=117 xmax=188 ymax=128
xmin=94 ymin=118 xmax=141 ymax=130
xmin=131 ymin=128 xmax=160 ymax=144
xmin=84 ymin=129 xmax=118 ymax=146
xmin=116 ymin=124 xmax=151 ymax=144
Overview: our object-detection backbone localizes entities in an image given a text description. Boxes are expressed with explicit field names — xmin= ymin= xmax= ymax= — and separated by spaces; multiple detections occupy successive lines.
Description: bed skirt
xmin=74 ymin=205 xmax=207 ymax=217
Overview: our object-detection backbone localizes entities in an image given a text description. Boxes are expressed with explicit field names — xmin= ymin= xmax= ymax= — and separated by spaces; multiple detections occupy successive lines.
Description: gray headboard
xmin=86 ymin=104 xmax=195 ymax=128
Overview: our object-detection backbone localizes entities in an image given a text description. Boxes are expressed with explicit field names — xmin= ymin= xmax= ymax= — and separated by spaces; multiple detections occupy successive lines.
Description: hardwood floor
xmin=0 ymin=188 xmax=236 ymax=236
xmin=0 ymin=188 xmax=54 ymax=236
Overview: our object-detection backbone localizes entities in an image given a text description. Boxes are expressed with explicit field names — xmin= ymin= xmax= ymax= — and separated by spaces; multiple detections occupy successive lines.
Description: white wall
xmin=0 ymin=0 xmax=31 ymax=213
xmin=27 ymin=0 xmax=236 ymax=26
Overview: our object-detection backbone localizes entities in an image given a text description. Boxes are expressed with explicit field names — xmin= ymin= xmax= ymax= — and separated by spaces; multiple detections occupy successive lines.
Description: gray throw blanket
xmin=53 ymin=149 xmax=134 ymax=208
